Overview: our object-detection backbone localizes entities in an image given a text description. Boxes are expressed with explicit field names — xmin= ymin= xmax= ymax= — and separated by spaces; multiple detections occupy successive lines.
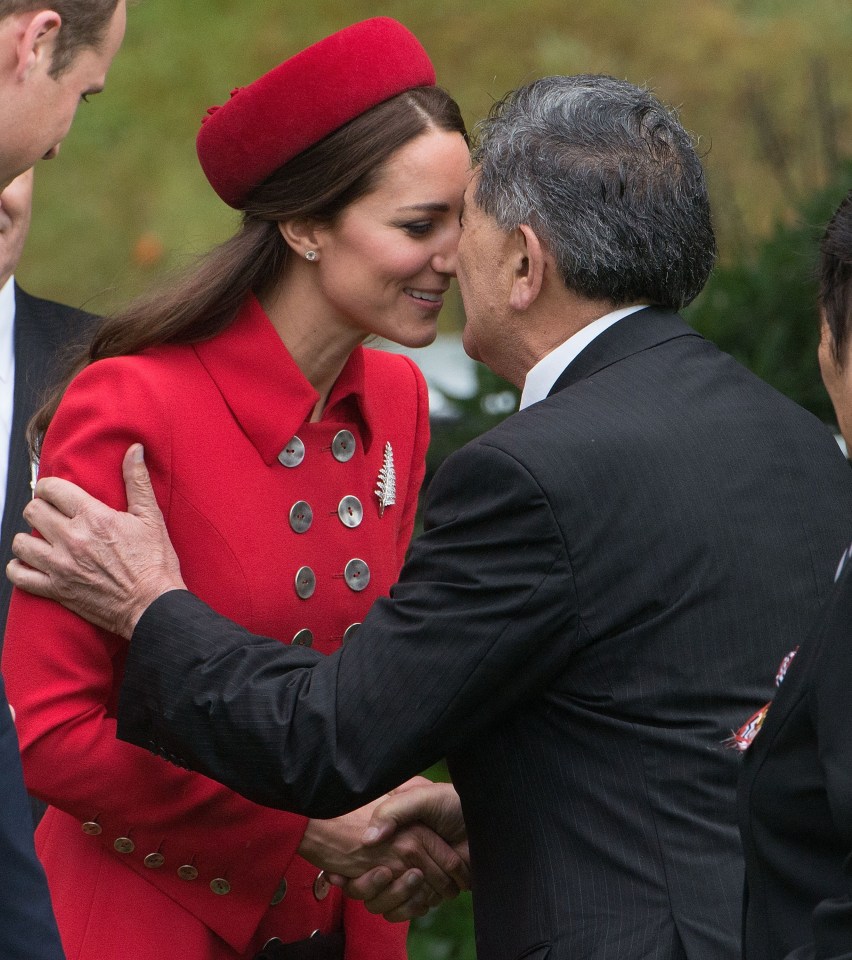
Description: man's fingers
xmin=32 ymin=475 xmax=92 ymax=519
xmin=6 ymin=558 xmax=56 ymax=599
xmin=361 ymin=793 xmax=420 ymax=845
xmin=20 ymin=497 xmax=74 ymax=547
xmin=369 ymin=871 xmax=438 ymax=922
xmin=328 ymin=865 xmax=395 ymax=901
xmin=393 ymin=823 xmax=466 ymax=896
xmin=122 ymin=445 xmax=160 ymax=519
xmin=10 ymin=531 xmax=54 ymax=571
xmin=362 ymin=783 xmax=465 ymax=845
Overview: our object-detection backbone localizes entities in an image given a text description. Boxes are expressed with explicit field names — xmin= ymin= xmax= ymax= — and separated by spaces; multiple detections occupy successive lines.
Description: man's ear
xmin=15 ymin=11 xmax=62 ymax=80
xmin=277 ymin=218 xmax=323 ymax=259
xmin=508 ymin=223 xmax=547 ymax=311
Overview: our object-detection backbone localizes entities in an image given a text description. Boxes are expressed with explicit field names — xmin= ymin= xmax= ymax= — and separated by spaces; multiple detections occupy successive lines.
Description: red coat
xmin=2 ymin=295 xmax=429 ymax=959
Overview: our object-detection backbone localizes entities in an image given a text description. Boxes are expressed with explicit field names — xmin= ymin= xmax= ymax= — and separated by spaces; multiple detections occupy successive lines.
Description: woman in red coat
xmin=2 ymin=18 xmax=470 ymax=960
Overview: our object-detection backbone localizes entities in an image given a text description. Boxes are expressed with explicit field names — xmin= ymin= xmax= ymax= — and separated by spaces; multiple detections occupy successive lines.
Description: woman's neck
xmin=258 ymin=275 xmax=364 ymax=421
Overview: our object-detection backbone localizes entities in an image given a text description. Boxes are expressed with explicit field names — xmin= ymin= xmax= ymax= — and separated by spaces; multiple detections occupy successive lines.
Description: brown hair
xmin=30 ymin=85 xmax=466 ymax=449
xmin=820 ymin=190 xmax=852 ymax=366
xmin=0 ymin=0 xmax=121 ymax=76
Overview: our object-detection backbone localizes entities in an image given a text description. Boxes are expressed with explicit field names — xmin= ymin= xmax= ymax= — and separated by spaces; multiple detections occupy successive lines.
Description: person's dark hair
xmin=819 ymin=190 xmax=852 ymax=367
xmin=471 ymin=74 xmax=716 ymax=309
xmin=30 ymin=85 xmax=466 ymax=448
xmin=0 ymin=0 xmax=121 ymax=77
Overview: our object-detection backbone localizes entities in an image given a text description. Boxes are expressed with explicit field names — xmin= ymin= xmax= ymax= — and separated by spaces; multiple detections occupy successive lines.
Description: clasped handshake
xmin=296 ymin=777 xmax=468 ymax=921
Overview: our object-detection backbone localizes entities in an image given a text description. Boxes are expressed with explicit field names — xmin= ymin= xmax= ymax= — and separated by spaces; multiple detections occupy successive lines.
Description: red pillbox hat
xmin=196 ymin=17 xmax=436 ymax=209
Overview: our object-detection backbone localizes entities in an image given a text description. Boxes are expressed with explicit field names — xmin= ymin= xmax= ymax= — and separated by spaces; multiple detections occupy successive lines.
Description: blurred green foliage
xmin=687 ymin=160 xmax=852 ymax=425
xmin=17 ymin=0 xmax=851 ymax=323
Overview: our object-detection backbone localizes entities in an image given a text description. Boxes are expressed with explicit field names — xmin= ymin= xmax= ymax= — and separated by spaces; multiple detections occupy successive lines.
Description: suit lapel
xmin=0 ymin=287 xmax=94 ymax=636
xmin=548 ymin=306 xmax=703 ymax=396
xmin=0 ymin=288 xmax=45 ymax=633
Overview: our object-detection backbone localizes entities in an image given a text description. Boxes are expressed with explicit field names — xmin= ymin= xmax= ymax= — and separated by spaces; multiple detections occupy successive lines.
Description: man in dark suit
xmin=0 ymin=2 xmax=126 ymax=956
xmin=12 ymin=75 xmax=852 ymax=960
xmin=0 ymin=168 xmax=96 ymax=640
xmin=0 ymin=168 xmax=96 ymax=835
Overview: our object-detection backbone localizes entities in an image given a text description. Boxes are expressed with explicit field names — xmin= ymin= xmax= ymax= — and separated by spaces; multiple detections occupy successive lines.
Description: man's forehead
xmin=463 ymin=167 xmax=480 ymax=200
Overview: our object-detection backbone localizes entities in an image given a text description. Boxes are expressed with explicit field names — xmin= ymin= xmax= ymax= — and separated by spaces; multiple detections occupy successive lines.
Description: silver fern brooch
xmin=375 ymin=442 xmax=396 ymax=516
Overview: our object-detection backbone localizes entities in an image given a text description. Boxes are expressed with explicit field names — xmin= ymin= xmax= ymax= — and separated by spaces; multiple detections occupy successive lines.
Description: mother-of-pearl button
xmin=278 ymin=436 xmax=305 ymax=468
xmin=337 ymin=496 xmax=363 ymax=528
xmin=331 ymin=430 xmax=356 ymax=462
xmin=295 ymin=566 xmax=316 ymax=599
xmin=343 ymin=559 xmax=370 ymax=592
xmin=289 ymin=501 xmax=313 ymax=533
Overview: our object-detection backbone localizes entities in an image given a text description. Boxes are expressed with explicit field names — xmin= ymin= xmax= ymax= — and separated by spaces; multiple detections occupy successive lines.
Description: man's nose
xmin=432 ymin=226 xmax=460 ymax=276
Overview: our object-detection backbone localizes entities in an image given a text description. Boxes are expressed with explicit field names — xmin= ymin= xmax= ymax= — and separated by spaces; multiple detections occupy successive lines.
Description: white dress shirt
xmin=0 ymin=277 xmax=16 ymax=529
xmin=519 ymin=304 xmax=648 ymax=410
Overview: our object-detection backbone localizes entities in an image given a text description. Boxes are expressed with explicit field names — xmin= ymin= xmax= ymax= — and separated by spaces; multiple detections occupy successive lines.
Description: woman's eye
xmin=402 ymin=221 xmax=432 ymax=237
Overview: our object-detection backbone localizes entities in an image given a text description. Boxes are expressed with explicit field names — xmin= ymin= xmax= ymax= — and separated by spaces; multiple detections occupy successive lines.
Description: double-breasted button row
xmin=278 ymin=430 xmax=357 ymax=469
xmin=294 ymin=559 xmax=370 ymax=599
xmin=289 ymin=496 xmax=364 ymax=533
xmin=264 ymin=872 xmax=324 ymax=909
xmin=290 ymin=622 xmax=359 ymax=647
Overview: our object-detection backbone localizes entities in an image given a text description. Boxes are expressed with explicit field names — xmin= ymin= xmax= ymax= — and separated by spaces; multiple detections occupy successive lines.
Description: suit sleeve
xmin=805 ymin=573 xmax=852 ymax=960
xmin=1 ymin=360 xmax=322 ymax=953
xmin=118 ymin=438 xmax=581 ymax=815
xmin=0 ymin=678 xmax=65 ymax=960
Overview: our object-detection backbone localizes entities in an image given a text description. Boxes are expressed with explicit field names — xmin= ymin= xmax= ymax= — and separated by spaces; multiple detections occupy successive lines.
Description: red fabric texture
xmin=197 ymin=17 xmax=435 ymax=208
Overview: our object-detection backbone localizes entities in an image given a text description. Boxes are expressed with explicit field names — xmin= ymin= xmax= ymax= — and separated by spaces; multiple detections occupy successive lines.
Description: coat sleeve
xmin=118 ymin=438 xmax=581 ymax=815
xmin=805 ymin=572 xmax=852 ymax=960
xmin=1 ymin=359 xmax=322 ymax=954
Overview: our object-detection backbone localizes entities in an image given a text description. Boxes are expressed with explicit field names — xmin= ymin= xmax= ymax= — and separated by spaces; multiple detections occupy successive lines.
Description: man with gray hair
xmin=12 ymin=75 xmax=852 ymax=959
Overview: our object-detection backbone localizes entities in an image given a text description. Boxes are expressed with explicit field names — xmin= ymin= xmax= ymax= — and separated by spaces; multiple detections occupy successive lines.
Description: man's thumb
xmin=122 ymin=444 xmax=158 ymax=516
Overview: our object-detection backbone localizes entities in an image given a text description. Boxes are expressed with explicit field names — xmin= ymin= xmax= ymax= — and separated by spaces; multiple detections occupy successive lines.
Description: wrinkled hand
xmin=7 ymin=444 xmax=185 ymax=638
xmin=328 ymin=779 xmax=469 ymax=922
xmin=301 ymin=778 xmax=469 ymax=922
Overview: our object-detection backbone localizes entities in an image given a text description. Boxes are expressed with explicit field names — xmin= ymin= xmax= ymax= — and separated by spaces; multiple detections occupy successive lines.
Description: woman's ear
xmin=277 ymin=219 xmax=322 ymax=259
xmin=508 ymin=224 xmax=547 ymax=311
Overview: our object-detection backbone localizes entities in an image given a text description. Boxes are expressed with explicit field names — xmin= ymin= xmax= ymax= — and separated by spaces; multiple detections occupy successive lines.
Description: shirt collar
xmin=519 ymin=304 xmax=649 ymax=410
xmin=193 ymin=293 xmax=374 ymax=465
xmin=0 ymin=277 xmax=16 ymax=386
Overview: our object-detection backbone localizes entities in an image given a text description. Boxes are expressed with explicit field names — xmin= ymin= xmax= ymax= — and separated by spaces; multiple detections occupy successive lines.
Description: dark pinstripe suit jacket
xmin=0 ymin=285 xmax=95 ymax=640
xmin=0 ymin=285 xmax=91 ymax=958
xmin=118 ymin=307 xmax=852 ymax=960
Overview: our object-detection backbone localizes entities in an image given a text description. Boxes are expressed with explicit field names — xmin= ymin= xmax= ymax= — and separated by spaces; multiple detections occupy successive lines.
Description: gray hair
xmin=472 ymin=75 xmax=716 ymax=309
